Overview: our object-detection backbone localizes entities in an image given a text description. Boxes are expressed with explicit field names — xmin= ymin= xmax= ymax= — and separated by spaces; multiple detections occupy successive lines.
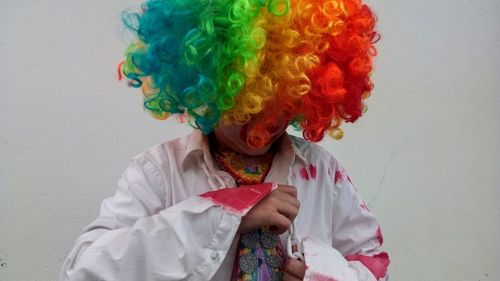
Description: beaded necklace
xmin=213 ymin=149 xmax=274 ymax=186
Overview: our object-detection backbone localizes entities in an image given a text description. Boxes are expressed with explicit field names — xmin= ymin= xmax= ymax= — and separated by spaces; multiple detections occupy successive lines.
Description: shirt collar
xmin=180 ymin=130 xmax=308 ymax=171
xmin=180 ymin=130 xmax=209 ymax=171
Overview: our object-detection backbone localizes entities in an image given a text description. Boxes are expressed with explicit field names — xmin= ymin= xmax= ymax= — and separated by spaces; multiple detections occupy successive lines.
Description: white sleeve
xmin=303 ymin=163 xmax=390 ymax=281
xmin=59 ymin=156 xmax=273 ymax=281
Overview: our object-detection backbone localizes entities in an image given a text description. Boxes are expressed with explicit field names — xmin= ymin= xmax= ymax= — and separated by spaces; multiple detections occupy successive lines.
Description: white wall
xmin=1 ymin=0 xmax=498 ymax=280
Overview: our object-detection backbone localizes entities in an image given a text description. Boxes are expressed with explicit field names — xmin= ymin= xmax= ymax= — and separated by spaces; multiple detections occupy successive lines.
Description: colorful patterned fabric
xmin=232 ymin=229 xmax=284 ymax=281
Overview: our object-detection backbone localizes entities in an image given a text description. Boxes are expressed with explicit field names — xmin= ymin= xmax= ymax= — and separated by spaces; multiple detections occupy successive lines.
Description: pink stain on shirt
xmin=376 ymin=226 xmax=384 ymax=246
xmin=334 ymin=169 xmax=344 ymax=184
xmin=309 ymin=164 xmax=317 ymax=179
xmin=345 ymin=252 xmax=390 ymax=280
xmin=200 ymin=183 xmax=273 ymax=213
xmin=300 ymin=167 xmax=310 ymax=180
xmin=360 ymin=201 xmax=368 ymax=211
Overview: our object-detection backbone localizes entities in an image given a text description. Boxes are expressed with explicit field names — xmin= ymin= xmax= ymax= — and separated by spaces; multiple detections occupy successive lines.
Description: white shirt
xmin=60 ymin=130 xmax=389 ymax=281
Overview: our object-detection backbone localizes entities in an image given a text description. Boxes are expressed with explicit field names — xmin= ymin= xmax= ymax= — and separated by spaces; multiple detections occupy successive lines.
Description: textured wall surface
xmin=1 ymin=0 xmax=499 ymax=280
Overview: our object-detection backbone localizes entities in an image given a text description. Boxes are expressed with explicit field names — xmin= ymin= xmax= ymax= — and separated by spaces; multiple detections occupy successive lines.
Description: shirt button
xmin=211 ymin=251 xmax=219 ymax=260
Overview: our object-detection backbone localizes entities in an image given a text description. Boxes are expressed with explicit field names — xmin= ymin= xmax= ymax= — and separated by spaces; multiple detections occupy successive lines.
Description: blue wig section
xmin=123 ymin=0 xmax=221 ymax=132
xmin=122 ymin=0 xmax=267 ymax=133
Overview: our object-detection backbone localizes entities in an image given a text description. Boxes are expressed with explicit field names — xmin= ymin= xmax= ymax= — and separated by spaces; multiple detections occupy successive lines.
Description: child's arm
xmin=59 ymin=155 xmax=284 ymax=281
xmin=332 ymin=165 xmax=389 ymax=280
xmin=301 ymin=162 xmax=390 ymax=281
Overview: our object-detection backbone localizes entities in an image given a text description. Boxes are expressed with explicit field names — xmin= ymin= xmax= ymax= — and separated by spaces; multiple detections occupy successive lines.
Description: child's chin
xmin=245 ymin=137 xmax=280 ymax=155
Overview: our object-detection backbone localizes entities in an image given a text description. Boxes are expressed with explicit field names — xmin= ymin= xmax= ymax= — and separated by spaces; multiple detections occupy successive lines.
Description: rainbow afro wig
xmin=120 ymin=0 xmax=379 ymax=147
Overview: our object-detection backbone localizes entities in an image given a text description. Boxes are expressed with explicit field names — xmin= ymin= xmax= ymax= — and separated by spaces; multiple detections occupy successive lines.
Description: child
xmin=60 ymin=0 xmax=389 ymax=280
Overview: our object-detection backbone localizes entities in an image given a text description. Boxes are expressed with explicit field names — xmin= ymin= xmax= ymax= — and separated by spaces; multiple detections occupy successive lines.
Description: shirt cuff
xmin=303 ymin=237 xmax=358 ymax=281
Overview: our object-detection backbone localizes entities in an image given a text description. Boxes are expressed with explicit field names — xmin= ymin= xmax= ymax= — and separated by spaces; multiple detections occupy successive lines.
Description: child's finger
xmin=275 ymin=199 xmax=299 ymax=221
xmin=284 ymin=259 xmax=306 ymax=279
xmin=270 ymin=212 xmax=292 ymax=234
xmin=277 ymin=185 xmax=298 ymax=198
xmin=275 ymin=190 xmax=300 ymax=209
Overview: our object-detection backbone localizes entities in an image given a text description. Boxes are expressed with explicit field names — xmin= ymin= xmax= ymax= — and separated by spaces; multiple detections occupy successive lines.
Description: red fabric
xmin=300 ymin=164 xmax=318 ymax=181
xmin=300 ymin=167 xmax=310 ymax=180
xmin=309 ymin=164 xmax=317 ymax=179
xmin=200 ymin=183 xmax=273 ymax=214
xmin=334 ymin=169 xmax=346 ymax=184
xmin=345 ymin=252 xmax=390 ymax=280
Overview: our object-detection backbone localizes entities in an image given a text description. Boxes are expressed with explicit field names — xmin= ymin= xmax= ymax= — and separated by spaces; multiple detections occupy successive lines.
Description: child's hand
xmin=283 ymin=259 xmax=306 ymax=281
xmin=237 ymin=185 xmax=300 ymax=234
